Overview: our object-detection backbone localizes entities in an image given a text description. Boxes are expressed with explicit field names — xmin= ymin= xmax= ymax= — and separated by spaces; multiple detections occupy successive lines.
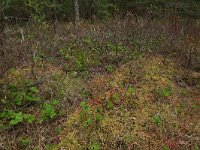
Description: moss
xmin=58 ymin=55 xmax=200 ymax=149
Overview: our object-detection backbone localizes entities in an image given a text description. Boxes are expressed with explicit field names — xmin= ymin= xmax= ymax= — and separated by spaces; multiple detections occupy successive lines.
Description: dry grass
xmin=59 ymin=55 xmax=200 ymax=150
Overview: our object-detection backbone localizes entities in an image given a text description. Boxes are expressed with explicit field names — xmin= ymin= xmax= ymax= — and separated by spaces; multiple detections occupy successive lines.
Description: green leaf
xmin=26 ymin=95 xmax=40 ymax=102
xmin=45 ymin=103 xmax=56 ymax=118
xmin=107 ymin=43 xmax=116 ymax=50
xmin=50 ymin=110 xmax=56 ymax=118
xmin=95 ymin=107 xmax=102 ymax=113
xmin=80 ymin=101 xmax=91 ymax=113
xmin=105 ymin=65 xmax=114 ymax=73
xmin=112 ymin=93 xmax=120 ymax=101
xmin=194 ymin=144 xmax=199 ymax=150
xmin=14 ymin=93 xmax=24 ymax=106
xmin=55 ymin=127 xmax=62 ymax=134
xmin=95 ymin=114 xmax=103 ymax=122
xmin=152 ymin=115 xmax=162 ymax=127
xmin=83 ymin=118 xmax=93 ymax=127
xmin=161 ymin=87 xmax=171 ymax=97
xmin=10 ymin=112 xmax=24 ymax=125
xmin=127 ymin=87 xmax=136 ymax=95
xmin=0 ymin=109 xmax=15 ymax=119
xmin=20 ymin=138 xmax=30 ymax=147
xmin=23 ymin=114 xmax=35 ymax=124
xmin=80 ymin=101 xmax=87 ymax=108
xmin=40 ymin=103 xmax=57 ymax=122
xmin=30 ymin=87 xmax=39 ymax=93
xmin=51 ymin=99 xmax=60 ymax=106
xmin=164 ymin=146 xmax=170 ymax=150
xmin=106 ymin=100 xmax=113 ymax=109
xmin=89 ymin=143 xmax=101 ymax=150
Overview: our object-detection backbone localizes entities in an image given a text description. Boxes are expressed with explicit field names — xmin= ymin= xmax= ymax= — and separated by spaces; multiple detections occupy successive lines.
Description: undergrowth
xmin=0 ymin=19 xmax=200 ymax=149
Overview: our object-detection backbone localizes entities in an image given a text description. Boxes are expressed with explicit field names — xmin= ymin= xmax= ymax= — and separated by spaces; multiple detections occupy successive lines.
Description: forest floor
xmin=1 ymin=52 xmax=200 ymax=150
xmin=0 ymin=21 xmax=200 ymax=150
xmin=58 ymin=54 xmax=200 ymax=150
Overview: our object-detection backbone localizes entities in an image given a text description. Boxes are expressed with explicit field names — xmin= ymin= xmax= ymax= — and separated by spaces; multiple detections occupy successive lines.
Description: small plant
xmin=59 ymin=47 xmax=72 ymax=61
xmin=51 ymin=99 xmax=60 ymax=106
xmin=155 ymin=86 xmax=172 ymax=100
xmin=23 ymin=114 xmax=35 ymax=124
xmin=83 ymin=117 xmax=94 ymax=127
xmin=192 ymin=104 xmax=199 ymax=110
xmin=118 ymin=44 xmax=127 ymax=51
xmin=74 ymin=51 xmax=87 ymax=72
xmin=105 ymin=64 xmax=115 ymax=73
xmin=19 ymin=137 xmax=30 ymax=148
xmin=80 ymin=101 xmax=92 ymax=122
xmin=126 ymin=86 xmax=136 ymax=96
xmin=80 ymin=101 xmax=93 ymax=127
xmin=164 ymin=146 xmax=170 ymax=150
xmin=40 ymin=99 xmax=59 ymax=122
xmin=80 ymin=102 xmax=103 ymax=127
xmin=95 ymin=113 xmax=103 ymax=122
xmin=89 ymin=142 xmax=101 ymax=150
xmin=107 ymin=43 xmax=126 ymax=53
xmin=33 ymin=147 xmax=39 ymax=150
xmin=105 ymin=100 xmax=113 ymax=109
xmin=40 ymin=103 xmax=56 ymax=122
xmin=9 ymin=112 xmax=24 ymax=125
xmin=5 ymin=83 xmax=40 ymax=106
xmin=82 ymin=37 xmax=92 ymax=45
xmin=194 ymin=144 xmax=199 ymax=150
xmin=112 ymin=93 xmax=121 ymax=101
xmin=76 ymin=59 xmax=86 ymax=71
xmin=80 ymin=101 xmax=91 ymax=113
xmin=159 ymin=87 xmax=171 ymax=97
xmin=107 ymin=43 xmax=116 ymax=51
xmin=55 ymin=126 xmax=62 ymax=134
xmin=95 ymin=107 xmax=103 ymax=122
xmin=152 ymin=114 xmax=162 ymax=127
xmin=0 ymin=110 xmax=35 ymax=125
